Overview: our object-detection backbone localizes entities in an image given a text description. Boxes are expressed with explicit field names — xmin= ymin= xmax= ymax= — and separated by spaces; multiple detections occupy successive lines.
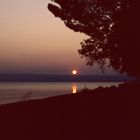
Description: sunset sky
xmin=0 ymin=0 xmax=117 ymax=75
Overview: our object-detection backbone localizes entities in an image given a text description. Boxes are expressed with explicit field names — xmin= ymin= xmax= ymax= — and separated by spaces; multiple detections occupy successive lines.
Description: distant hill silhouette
xmin=0 ymin=73 xmax=135 ymax=82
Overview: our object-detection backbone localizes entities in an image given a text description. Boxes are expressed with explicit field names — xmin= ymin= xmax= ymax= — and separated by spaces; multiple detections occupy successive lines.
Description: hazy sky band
xmin=0 ymin=0 xmax=116 ymax=75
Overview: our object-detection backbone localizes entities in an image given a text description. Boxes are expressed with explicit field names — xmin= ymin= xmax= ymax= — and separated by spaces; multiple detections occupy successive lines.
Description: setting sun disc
xmin=72 ymin=70 xmax=77 ymax=75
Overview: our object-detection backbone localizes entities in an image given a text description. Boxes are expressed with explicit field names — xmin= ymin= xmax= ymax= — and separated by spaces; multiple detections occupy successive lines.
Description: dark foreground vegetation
xmin=0 ymin=82 xmax=140 ymax=140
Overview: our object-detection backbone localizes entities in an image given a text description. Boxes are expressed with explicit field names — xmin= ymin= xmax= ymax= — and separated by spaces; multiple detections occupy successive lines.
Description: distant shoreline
xmin=0 ymin=73 xmax=135 ymax=82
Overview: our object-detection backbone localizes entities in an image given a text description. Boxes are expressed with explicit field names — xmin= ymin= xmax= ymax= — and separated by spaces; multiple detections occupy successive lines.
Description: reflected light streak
xmin=72 ymin=85 xmax=78 ymax=94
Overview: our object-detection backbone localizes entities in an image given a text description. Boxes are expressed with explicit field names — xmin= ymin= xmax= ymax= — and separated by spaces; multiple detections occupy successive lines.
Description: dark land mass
xmin=0 ymin=82 xmax=140 ymax=140
xmin=0 ymin=73 xmax=135 ymax=82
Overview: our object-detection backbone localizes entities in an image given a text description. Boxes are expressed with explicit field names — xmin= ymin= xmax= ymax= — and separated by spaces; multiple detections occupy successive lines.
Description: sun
xmin=72 ymin=70 xmax=78 ymax=75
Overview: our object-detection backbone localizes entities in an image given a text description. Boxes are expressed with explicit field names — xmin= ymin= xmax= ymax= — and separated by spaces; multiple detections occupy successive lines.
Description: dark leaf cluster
xmin=48 ymin=0 xmax=140 ymax=77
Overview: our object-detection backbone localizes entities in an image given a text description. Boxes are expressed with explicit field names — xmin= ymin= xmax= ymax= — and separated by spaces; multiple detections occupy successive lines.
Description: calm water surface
xmin=0 ymin=82 xmax=122 ymax=105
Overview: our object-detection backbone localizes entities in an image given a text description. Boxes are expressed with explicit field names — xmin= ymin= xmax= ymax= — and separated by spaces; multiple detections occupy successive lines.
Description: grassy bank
xmin=0 ymin=82 xmax=140 ymax=140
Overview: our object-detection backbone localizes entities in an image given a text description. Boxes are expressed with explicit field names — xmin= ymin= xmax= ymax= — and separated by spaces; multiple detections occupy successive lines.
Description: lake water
xmin=0 ymin=82 xmax=122 ymax=105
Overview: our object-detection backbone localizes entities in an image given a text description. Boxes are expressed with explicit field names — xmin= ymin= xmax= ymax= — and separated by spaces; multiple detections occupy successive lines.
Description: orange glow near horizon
xmin=0 ymin=0 xmax=88 ymax=74
xmin=0 ymin=0 xmax=114 ymax=75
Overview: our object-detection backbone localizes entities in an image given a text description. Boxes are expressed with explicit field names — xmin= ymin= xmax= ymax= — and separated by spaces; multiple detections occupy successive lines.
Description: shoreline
xmin=0 ymin=82 xmax=140 ymax=139
xmin=0 ymin=82 xmax=122 ymax=106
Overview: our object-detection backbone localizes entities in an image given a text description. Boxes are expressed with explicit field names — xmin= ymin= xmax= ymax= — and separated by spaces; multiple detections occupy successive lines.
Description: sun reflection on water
xmin=72 ymin=85 xmax=78 ymax=94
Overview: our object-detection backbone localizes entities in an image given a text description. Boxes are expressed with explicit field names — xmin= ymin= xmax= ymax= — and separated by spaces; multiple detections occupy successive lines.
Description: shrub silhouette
xmin=48 ymin=0 xmax=140 ymax=77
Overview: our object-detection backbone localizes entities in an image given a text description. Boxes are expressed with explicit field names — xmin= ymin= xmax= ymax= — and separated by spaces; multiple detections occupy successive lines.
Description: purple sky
xmin=0 ymin=0 xmax=118 ymax=75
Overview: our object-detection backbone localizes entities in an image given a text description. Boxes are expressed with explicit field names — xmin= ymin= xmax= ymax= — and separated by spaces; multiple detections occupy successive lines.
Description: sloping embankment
xmin=0 ymin=82 xmax=139 ymax=140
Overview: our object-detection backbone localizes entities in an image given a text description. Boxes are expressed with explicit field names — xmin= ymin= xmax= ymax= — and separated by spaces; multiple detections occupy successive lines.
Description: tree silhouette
xmin=48 ymin=0 xmax=140 ymax=77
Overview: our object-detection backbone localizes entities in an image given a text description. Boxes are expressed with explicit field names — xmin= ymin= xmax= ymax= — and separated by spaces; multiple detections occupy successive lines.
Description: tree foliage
xmin=48 ymin=0 xmax=140 ymax=77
